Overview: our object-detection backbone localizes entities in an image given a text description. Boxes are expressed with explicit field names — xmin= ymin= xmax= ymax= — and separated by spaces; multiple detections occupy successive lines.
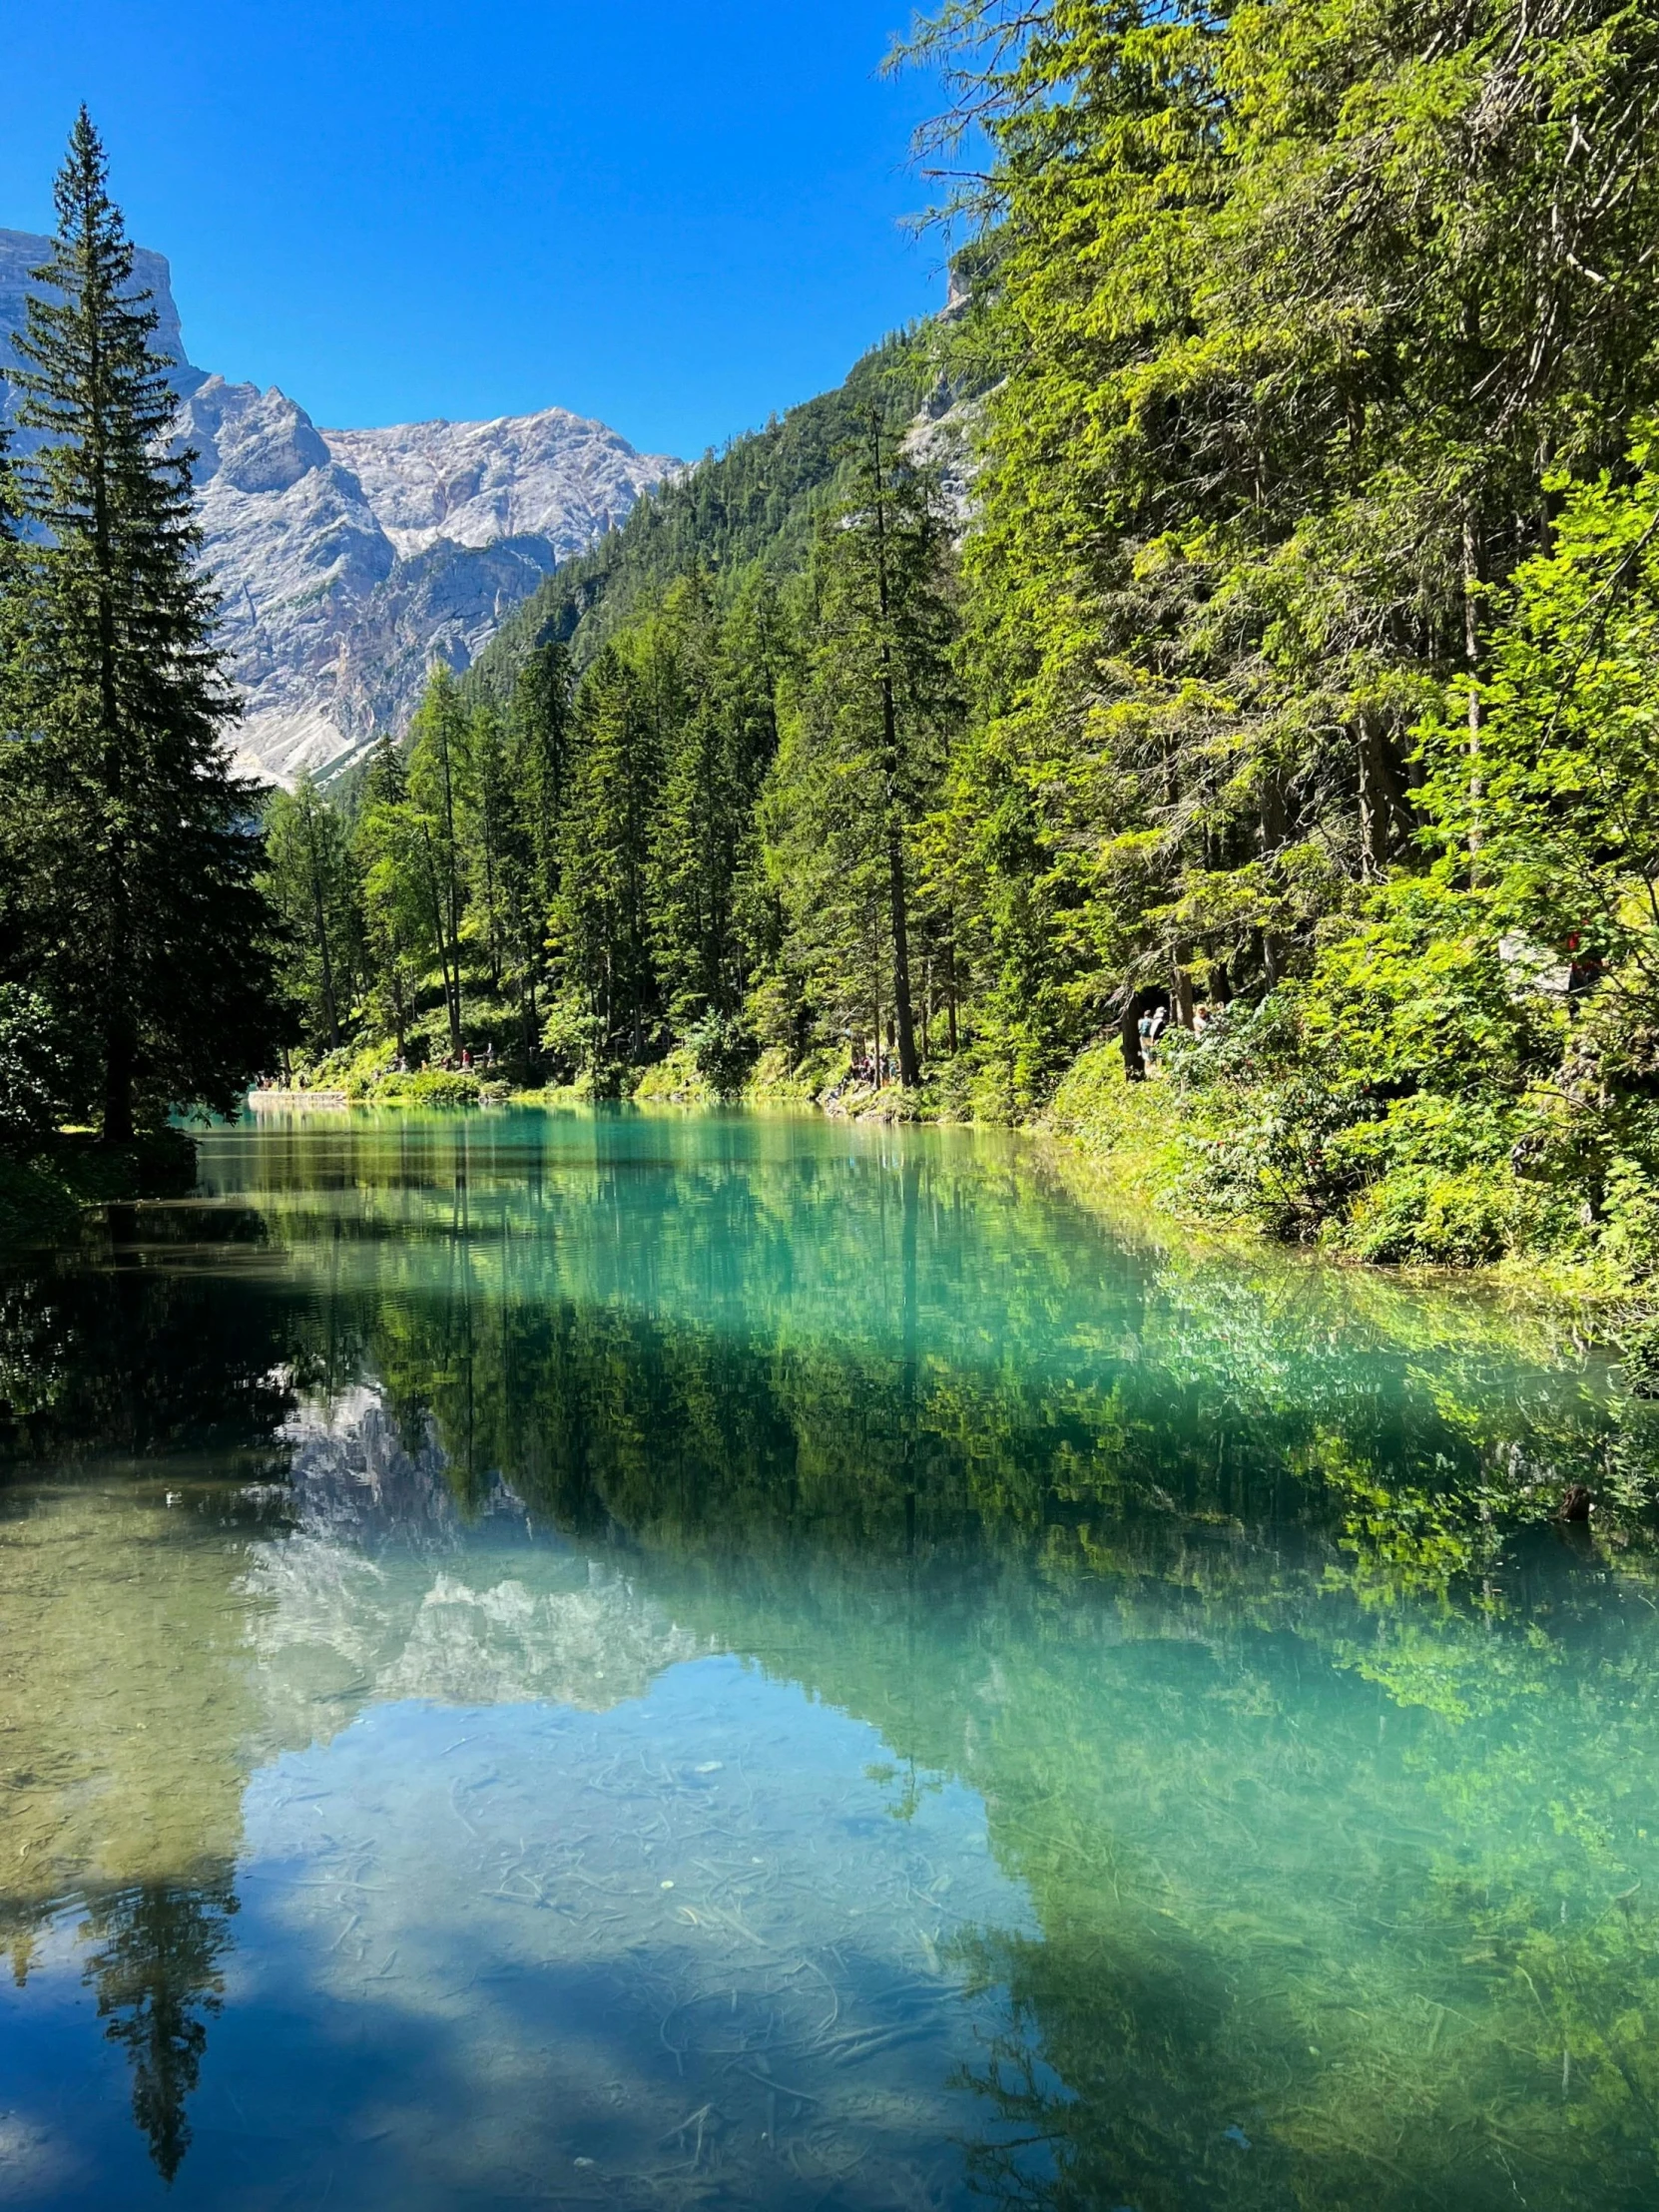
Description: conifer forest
xmin=10 ymin=4 xmax=1659 ymax=1289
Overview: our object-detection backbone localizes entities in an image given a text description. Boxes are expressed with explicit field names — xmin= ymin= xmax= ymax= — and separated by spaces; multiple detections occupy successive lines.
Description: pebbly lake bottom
xmin=5 ymin=1107 xmax=1659 ymax=2210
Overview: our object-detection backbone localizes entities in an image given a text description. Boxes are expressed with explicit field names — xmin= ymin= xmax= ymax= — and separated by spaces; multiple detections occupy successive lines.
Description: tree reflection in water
xmin=6 ymin=1112 xmax=1659 ymax=2205
xmin=1 ymin=1230 xmax=304 ymax=2187
xmin=80 ymin=1877 xmax=239 ymax=2182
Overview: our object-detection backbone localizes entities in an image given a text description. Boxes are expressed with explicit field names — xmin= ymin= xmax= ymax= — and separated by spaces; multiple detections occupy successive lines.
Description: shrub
xmin=386 ymin=1068 xmax=481 ymax=1108
xmin=0 ymin=987 xmax=70 ymax=1150
xmin=634 ymin=1048 xmax=715 ymax=1105
xmin=540 ymin=995 xmax=603 ymax=1085
xmin=1602 ymin=1157 xmax=1659 ymax=1284
xmin=1343 ymin=1164 xmax=1538 ymax=1266
xmin=686 ymin=1009 xmax=757 ymax=1099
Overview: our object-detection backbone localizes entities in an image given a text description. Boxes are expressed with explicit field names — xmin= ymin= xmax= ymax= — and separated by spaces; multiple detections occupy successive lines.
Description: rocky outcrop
xmin=0 ymin=226 xmax=202 ymax=411
xmin=174 ymin=374 xmax=577 ymax=783
xmin=0 ymin=228 xmax=677 ymax=785
xmin=324 ymin=408 xmax=671 ymax=560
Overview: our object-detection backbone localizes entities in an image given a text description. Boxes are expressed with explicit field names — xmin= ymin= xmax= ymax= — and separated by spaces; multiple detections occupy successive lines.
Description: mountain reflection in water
xmin=3 ymin=1107 xmax=1659 ymax=2210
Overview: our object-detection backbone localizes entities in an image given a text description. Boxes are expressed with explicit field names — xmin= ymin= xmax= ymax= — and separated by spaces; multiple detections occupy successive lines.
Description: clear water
xmin=3 ymin=1107 xmax=1659 ymax=2211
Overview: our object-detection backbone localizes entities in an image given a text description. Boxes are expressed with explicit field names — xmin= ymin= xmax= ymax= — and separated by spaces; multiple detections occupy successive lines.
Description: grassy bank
xmin=1034 ymin=1040 xmax=1653 ymax=1347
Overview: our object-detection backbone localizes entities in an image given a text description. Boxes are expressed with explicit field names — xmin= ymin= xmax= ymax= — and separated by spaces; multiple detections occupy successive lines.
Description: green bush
xmin=1602 ymin=1157 xmax=1659 ymax=1284
xmin=0 ymin=987 xmax=71 ymax=1150
xmin=633 ymin=1047 xmax=715 ymax=1105
xmin=686 ymin=1009 xmax=757 ymax=1099
xmin=1342 ymin=1163 xmax=1537 ymax=1266
xmin=378 ymin=1068 xmax=481 ymax=1108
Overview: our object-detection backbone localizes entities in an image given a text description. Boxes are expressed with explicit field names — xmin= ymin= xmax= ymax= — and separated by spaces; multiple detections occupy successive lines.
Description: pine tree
xmin=261 ymin=774 xmax=362 ymax=1054
xmin=774 ymin=421 xmax=959 ymax=1085
xmin=405 ymin=664 xmax=470 ymax=1056
xmin=353 ymin=736 xmax=425 ymax=1059
xmin=463 ymin=704 xmax=514 ymax=999
xmin=508 ymin=640 xmax=574 ymax=923
xmin=550 ymin=647 xmax=661 ymax=1079
xmin=4 ymin=111 xmax=284 ymax=1136
xmin=648 ymin=574 xmax=783 ymax=1082
xmin=0 ymin=416 xmax=19 ymax=563
xmin=0 ymin=421 xmax=25 ymax=983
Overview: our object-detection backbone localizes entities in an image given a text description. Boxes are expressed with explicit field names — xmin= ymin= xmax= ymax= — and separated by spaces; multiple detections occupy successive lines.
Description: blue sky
xmin=2 ymin=2 xmax=957 ymax=458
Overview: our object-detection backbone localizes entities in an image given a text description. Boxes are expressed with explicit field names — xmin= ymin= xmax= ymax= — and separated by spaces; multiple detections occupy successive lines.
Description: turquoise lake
xmin=3 ymin=1107 xmax=1659 ymax=2210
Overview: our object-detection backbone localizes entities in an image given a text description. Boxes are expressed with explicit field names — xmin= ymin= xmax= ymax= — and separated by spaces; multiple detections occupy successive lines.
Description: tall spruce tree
xmin=261 ymin=773 xmax=362 ymax=1054
xmin=774 ymin=422 xmax=958 ymax=1085
xmin=508 ymin=640 xmax=574 ymax=922
xmin=649 ymin=574 xmax=781 ymax=1058
xmin=0 ymin=419 xmax=24 ymax=972
xmin=0 ymin=416 xmax=18 ymax=565
xmin=550 ymin=647 xmax=661 ymax=1078
xmin=404 ymin=664 xmax=470 ymax=1057
xmin=463 ymin=703 xmax=515 ymax=999
xmin=5 ymin=111 xmax=283 ymax=1136
xmin=353 ymin=735 xmax=425 ymax=1059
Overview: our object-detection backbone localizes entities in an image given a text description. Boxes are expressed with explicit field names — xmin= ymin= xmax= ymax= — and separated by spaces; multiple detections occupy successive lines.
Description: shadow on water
xmin=4 ymin=1110 xmax=1659 ymax=2205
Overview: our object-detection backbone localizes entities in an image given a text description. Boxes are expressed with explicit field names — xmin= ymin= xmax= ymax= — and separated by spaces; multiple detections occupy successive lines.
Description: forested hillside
xmin=457 ymin=330 xmax=940 ymax=703
xmin=15 ymin=7 xmax=1659 ymax=1291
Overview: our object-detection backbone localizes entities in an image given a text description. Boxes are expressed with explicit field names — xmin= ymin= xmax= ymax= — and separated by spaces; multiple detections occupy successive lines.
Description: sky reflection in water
xmin=3 ymin=1107 xmax=1659 ymax=2211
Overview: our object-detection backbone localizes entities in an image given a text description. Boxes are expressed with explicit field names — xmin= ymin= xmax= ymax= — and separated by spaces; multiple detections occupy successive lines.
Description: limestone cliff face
xmin=172 ymin=374 xmax=575 ymax=783
xmin=323 ymin=408 xmax=671 ymax=561
xmin=0 ymin=226 xmax=201 ymax=406
xmin=0 ymin=228 xmax=676 ymax=784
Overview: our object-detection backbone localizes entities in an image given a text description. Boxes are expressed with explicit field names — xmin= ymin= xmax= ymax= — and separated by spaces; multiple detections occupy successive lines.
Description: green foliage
xmin=904 ymin=0 xmax=1659 ymax=1123
xmin=684 ymin=1007 xmax=756 ymax=1098
xmin=403 ymin=666 xmax=470 ymax=1057
xmin=0 ymin=113 xmax=287 ymax=1139
xmin=549 ymin=646 xmax=662 ymax=1073
xmin=0 ymin=985 xmax=72 ymax=1149
xmin=260 ymin=776 xmax=364 ymax=1055
xmin=648 ymin=574 xmax=778 ymax=1035
xmin=374 ymin=1067 xmax=482 ymax=1108
xmin=350 ymin=737 xmax=427 ymax=1056
xmin=762 ymin=425 xmax=960 ymax=1081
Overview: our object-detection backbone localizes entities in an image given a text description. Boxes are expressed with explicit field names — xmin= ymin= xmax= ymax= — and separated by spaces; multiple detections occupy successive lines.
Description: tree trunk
xmin=888 ymin=826 xmax=920 ymax=1087
xmin=103 ymin=1010 xmax=137 ymax=1143
xmin=1359 ymin=709 xmax=1412 ymax=876
xmin=419 ymin=824 xmax=462 ymax=1058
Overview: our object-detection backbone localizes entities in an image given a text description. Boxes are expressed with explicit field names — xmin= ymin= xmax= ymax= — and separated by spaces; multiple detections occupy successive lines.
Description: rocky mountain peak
xmin=0 ymin=227 xmax=677 ymax=784
xmin=324 ymin=408 xmax=676 ymax=561
xmin=180 ymin=375 xmax=334 ymax=495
